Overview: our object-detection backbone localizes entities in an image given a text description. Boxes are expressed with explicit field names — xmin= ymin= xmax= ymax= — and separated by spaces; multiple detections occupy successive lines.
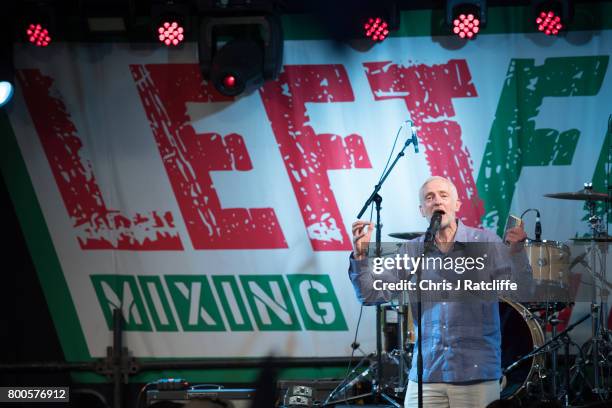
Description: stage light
xmin=152 ymin=1 xmax=191 ymax=47
xmin=364 ymin=17 xmax=390 ymax=42
xmin=0 ymin=30 xmax=14 ymax=108
xmin=0 ymin=81 xmax=14 ymax=108
xmin=536 ymin=10 xmax=562 ymax=35
xmin=199 ymin=15 xmax=283 ymax=97
xmin=223 ymin=75 xmax=236 ymax=89
xmin=452 ymin=13 xmax=480 ymax=39
xmin=21 ymin=2 xmax=56 ymax=47
xmin=210 ymin=38 xmax=265 ymax=97
xmin=26 ymin=23 xmax=52 ymax=47
xmin=157 ymin=21 xmax=185 ymax=46
xmin=533 ymin=1 xmax=572 ymax=36
xmin=446 ymin=0 xmax=487 ymax=40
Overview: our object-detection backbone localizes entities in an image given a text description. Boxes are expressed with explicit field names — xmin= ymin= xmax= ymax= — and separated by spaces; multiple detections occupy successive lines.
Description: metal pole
xmin=112 ymin=309 xmax=123 ymax=408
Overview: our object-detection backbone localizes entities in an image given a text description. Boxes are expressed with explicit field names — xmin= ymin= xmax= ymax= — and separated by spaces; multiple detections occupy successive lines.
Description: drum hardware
xmin=526 ymin=302 xmax=571 ymax=313
xmin=570 ymin=237 xmax=612 ymax=243
xmin=323 ymin=304 xmax=412 ymax=407
xmin=584 ymin=186 xmax=611 ymax=398
xmin=524 ymin=240 xmax=571 ymax=291
xmin=550 ymin=316 xmax=562 ymax=398
xmin=322 ymin=351 xmax=405 ymax=407
xmin=503 ymin=313 xmax=591 ymax=404
xmin=544 ymin=188 xmax=612 ymax=202
xmin=500 ymin=299 xmax=547 ymax=400
xmin=388 ymin=232 xmax=424 ymax=241
xmin=545 ymin=182 xmax=612 ymax=398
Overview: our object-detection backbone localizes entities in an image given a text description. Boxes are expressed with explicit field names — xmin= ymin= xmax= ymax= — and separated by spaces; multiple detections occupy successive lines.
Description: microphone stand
xmin=356 ymin=131 xmax=418 ymax=407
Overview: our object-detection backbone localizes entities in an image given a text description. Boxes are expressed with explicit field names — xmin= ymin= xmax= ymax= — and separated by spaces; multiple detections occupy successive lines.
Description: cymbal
xmin=388 ymin=232 xmax=424 ymax=240
xmin=570 ymin=236 xmax=612 ymax=242
xmin=544 ymin=189 xmax=610 ymax=202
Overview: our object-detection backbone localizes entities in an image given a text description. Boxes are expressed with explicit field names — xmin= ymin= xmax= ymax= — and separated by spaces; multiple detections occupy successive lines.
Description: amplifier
xmin=146 ymin=388 xmax=255 ymax=407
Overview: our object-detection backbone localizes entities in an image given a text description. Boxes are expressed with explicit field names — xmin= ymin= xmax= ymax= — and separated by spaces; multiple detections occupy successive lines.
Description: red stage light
xmin=364 ymin=17 xmax=390 ymax=42
xmin=26 ymin=23 xmax=51 ymax=47
xmin=536 ymin=10 xmax=563 ymax=36
xmin=452 ymin=13 xmax=480 ymax=39
xmin=157 ymin=21 xmax=185 ymax=46
xmin=223 ymin=75 xmax=236 ymax=88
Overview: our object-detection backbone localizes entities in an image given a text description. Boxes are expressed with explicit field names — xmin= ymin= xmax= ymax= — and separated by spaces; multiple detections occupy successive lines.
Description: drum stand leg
xmin=551 ymin=318 xmax=559 ymax=398
xmin=397 ymin=305 xmax=407 ymax=396
xmin=591 ymin=301 xmax=603 ymax=397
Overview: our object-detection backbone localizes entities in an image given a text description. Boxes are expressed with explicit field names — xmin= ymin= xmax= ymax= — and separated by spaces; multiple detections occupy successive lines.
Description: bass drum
xmin=500 ymin=299 xmax=545 ymax=400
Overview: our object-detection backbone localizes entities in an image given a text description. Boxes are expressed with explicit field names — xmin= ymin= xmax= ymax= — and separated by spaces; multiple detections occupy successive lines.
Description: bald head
xmin=419 ymin=176 xmax=459 ymax=205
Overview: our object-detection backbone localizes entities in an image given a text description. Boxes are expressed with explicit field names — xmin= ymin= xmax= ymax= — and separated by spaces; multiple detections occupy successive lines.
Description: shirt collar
xmin=417 ymin=218 xmax=467 ymax=249
xmin=454 ymin=219 xmax=468 ymax=244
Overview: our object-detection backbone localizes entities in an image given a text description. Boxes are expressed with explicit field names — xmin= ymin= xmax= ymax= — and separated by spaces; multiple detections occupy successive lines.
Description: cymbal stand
xmin=585 ymin=193 xmax=610 ymax=398
xmin=549 ymin=316 xmax=560 ymax=399
xmin=505 ymin=313 xmax=590 ymax=373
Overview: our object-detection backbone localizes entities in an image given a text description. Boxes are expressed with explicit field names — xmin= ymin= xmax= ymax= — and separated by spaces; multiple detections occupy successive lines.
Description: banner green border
xmin=0 ymin=111 xmax=90 ymax=362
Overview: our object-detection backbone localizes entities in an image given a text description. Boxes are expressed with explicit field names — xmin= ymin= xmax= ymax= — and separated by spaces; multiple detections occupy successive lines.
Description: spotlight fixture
xmin=0 ymin=81 xmax=14 ymax=108
xmin=361 ymin=1 xmax=398 ymax=43
xmin=364 ymin=17 xmax=390 ymax=42
xmin=0 ymin=41 xmax=15 ymax=107
xmin=157 ymin=20 xmax=185 ymax=46
xmin=152 ymin=1 xmax=191 ymax=47
xmin=1 ymin=18 xmax=14 ymax=108
xmin=313 ymin=0 xmax=399 ymax=44
xmin=199 ymin=15 xmax=283 ymax=97
xmin=20 ymin=2 xmax=56 ymax=47
xmin=26 ymin=23 xmax=52 ymax=47
xmin=533 ymin=0 xmax=572 ymax=36
xmin=446 ymin=0 xmax=487 ymax=40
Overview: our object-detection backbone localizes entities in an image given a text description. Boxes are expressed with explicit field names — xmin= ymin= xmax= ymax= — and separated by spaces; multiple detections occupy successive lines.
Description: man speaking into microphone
xmin=348 ymin=176 xmax=532 ymax=408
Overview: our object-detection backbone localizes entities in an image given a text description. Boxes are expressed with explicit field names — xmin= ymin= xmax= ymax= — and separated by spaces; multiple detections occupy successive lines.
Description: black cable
xmin=135 ymin=382 xmax=156 ymax=408
xmin=606 ymin=114 xmax=611 ymax=236
xmin=322 ymin=304 xmax=364 ymax=406
xmin=520 ymin=208 xmax=541 ymax=241
xmin=378 ymin=122 xmax=405 ymax=184
xmin=520 ymin=208 xmax=538 ymax=219
xmin=342 ymin=304 xmax=364 ymax=404
xmin=346 ymin=305 xmax=364 ymax=374
xmin=344 ymin=303 xmax=363 ymax=405
xmin=367 ymin=122 xmax=407 ymax=253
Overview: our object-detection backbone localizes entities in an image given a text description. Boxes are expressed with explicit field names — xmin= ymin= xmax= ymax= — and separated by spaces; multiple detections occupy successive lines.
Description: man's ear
xmin=419 ymin=205 xmax=426 ymax=218
xmin=455 ymin=199 xmax=462 ymax=213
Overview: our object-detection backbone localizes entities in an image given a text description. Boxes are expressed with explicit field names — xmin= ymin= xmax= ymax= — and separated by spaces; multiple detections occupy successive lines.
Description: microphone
xmin=425 ymin=210 xmax=444 ymax=243
xmin=535 ymin=210 xmax=542 ymax=241
xmin=406 ymin=120 xmax=419 ymax=153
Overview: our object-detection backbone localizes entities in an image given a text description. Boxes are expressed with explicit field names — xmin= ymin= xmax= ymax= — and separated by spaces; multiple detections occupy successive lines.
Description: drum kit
xmin=355 ymin=184 xmax=612 ymax=406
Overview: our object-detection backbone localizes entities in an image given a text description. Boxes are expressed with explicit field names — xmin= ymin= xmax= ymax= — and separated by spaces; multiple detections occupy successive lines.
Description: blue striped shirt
xmin=349 ymin=222 xmax=532 ymax=383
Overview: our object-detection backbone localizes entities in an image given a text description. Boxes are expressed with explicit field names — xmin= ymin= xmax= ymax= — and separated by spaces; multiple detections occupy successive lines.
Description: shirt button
xmin=474 ymin=364 xmax=478 ymax=368
xmin=443 ymin=325 xmax=447 ymax=329
xmin=442 ymin=302 xmax=446 ymax=305
xmin=444 ymin=346 xmax=449 ymax=351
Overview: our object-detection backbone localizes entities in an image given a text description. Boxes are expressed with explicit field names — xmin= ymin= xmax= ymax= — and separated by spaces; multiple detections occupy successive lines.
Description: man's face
xmin=419 ymin=179 xmax=462 ymax=228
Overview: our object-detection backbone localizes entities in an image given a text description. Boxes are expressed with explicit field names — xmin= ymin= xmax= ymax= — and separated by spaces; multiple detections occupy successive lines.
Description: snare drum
xmin=524 ymin=240 xmax=570 ymax=287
